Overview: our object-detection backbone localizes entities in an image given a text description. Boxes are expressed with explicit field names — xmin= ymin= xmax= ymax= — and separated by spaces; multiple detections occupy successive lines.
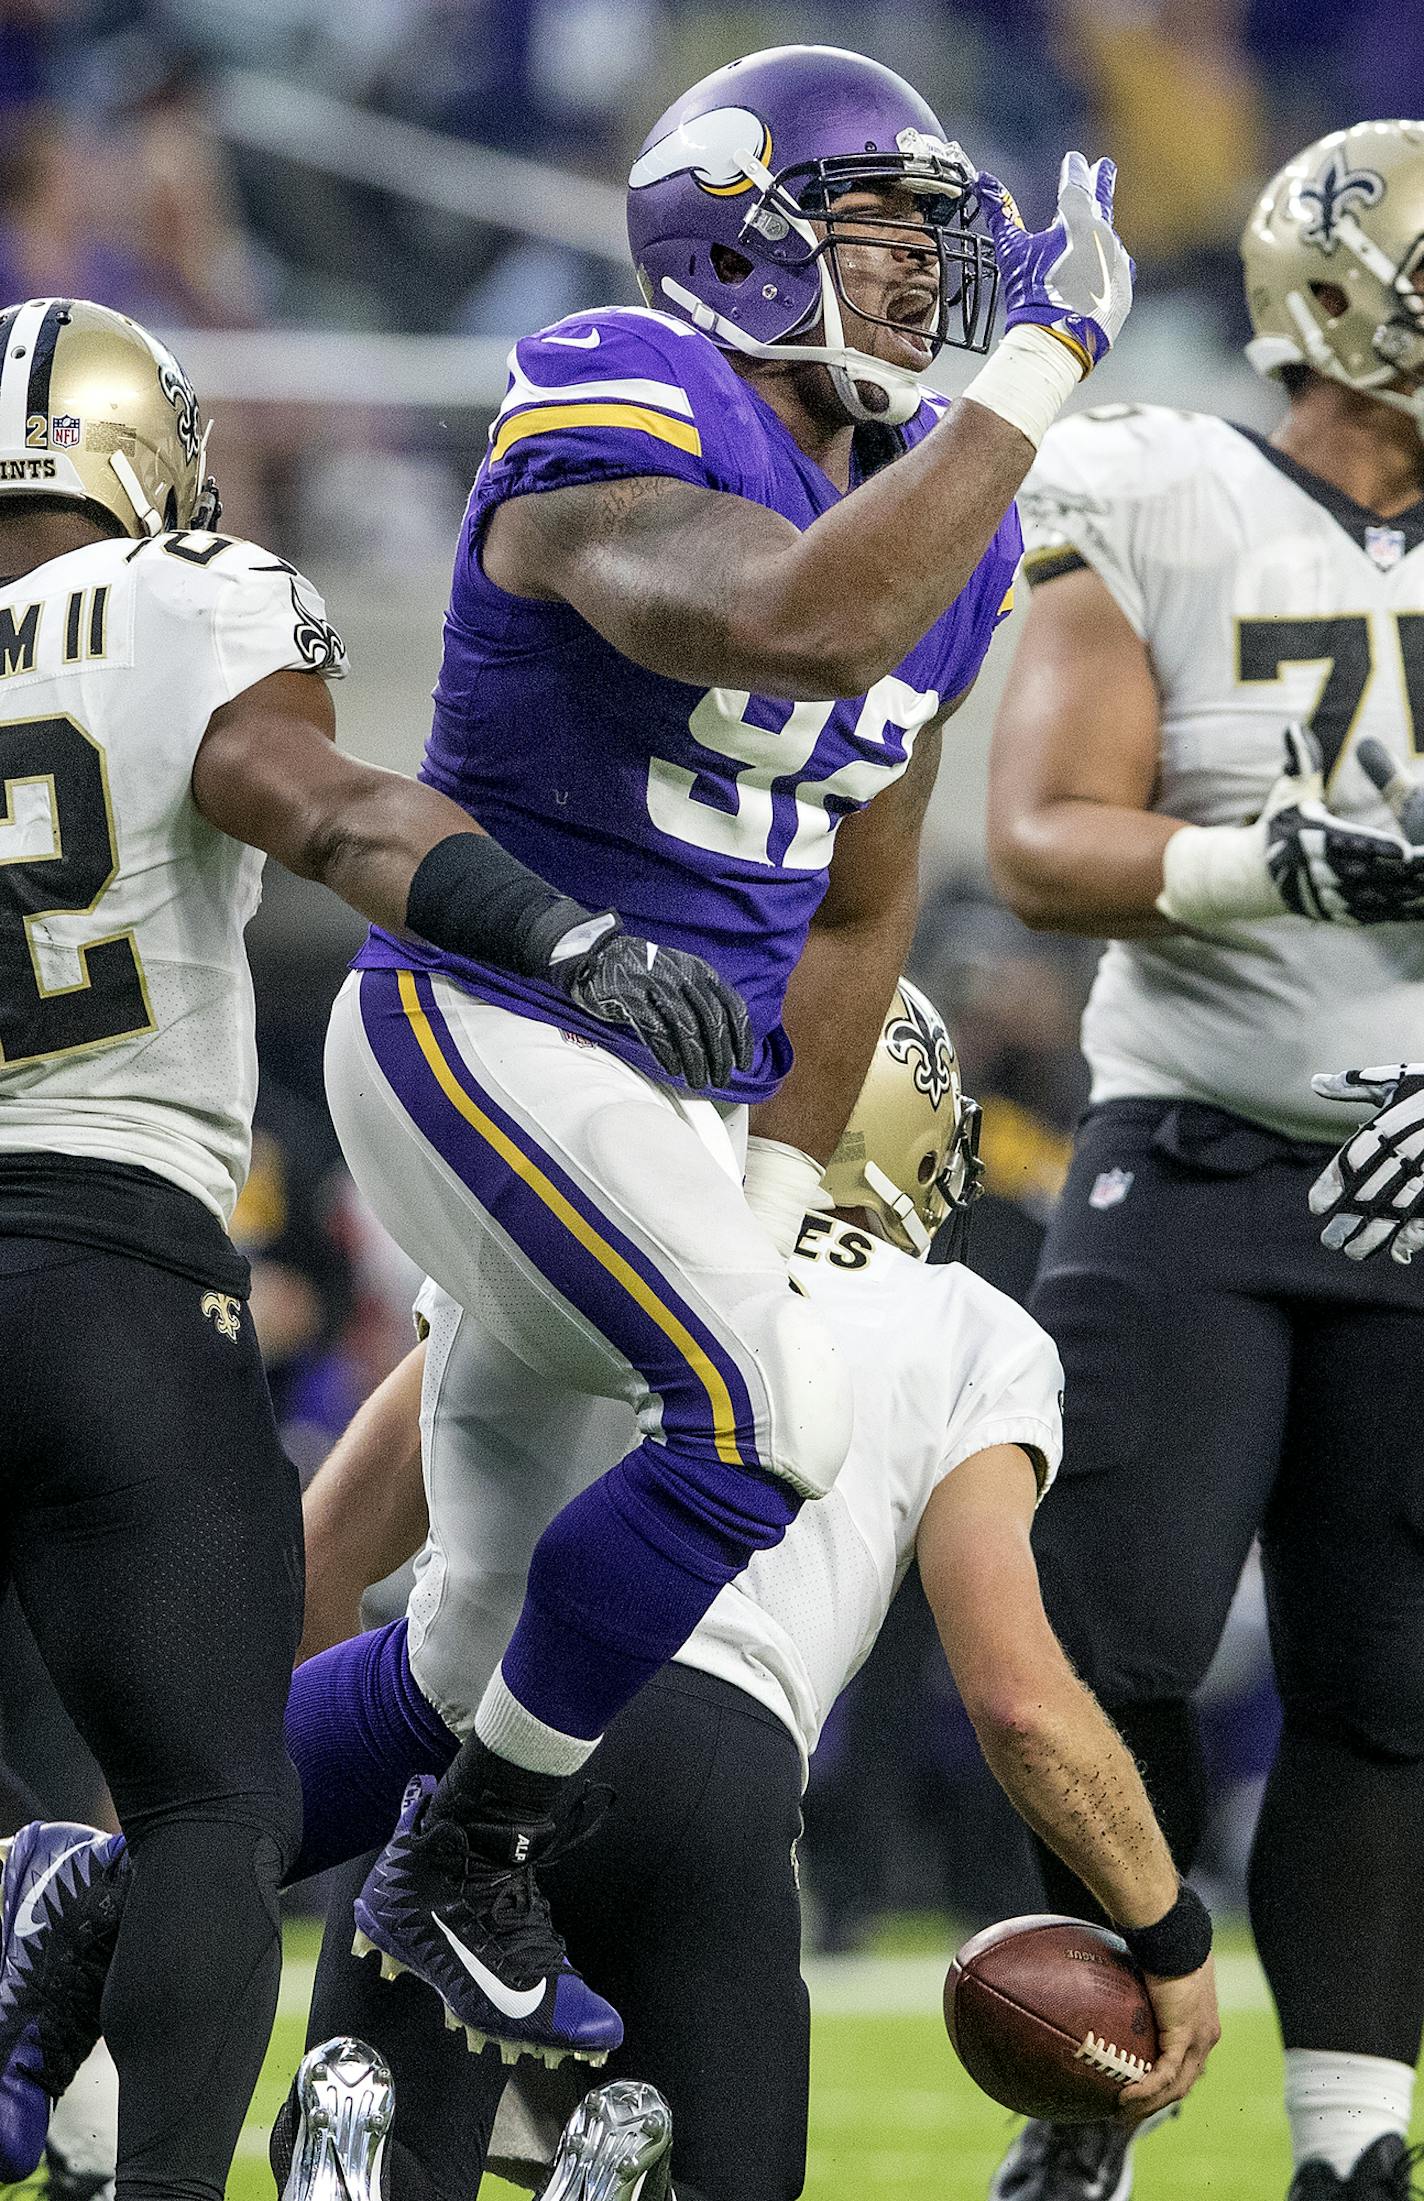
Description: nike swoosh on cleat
xmin=12 ymin=1847 xmax=84 ymax=1941
xmin=430 ymin=1914 xmax=546 ymax=2021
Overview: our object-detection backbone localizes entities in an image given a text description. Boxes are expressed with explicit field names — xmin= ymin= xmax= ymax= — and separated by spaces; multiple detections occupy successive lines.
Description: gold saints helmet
xmin=1241 ymin=121 xmax=1424 ymax=427
xmin=821 ymin=976 xmax=983 ymax=1260
xmin=0 ymin=297 xmax=220 ymax=536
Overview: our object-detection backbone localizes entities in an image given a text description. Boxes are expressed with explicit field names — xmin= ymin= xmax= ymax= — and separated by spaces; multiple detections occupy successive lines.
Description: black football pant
xmin=1028 ymin=1100 xmax=1424 ymax=2067
xmin=301 ymin=1667 xmax=805 ymax=2201
xmin=0 ymin=1237 xmax=304 ymax=2201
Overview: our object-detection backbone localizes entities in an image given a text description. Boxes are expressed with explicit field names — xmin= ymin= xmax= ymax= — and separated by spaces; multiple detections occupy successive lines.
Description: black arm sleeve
xmin=403 ymin=831 xmax=597 ymax=978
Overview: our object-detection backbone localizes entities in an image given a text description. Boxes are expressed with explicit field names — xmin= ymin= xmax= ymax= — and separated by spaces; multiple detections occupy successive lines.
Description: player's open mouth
xmin=885 ymin=284 xmax=939 ymax=364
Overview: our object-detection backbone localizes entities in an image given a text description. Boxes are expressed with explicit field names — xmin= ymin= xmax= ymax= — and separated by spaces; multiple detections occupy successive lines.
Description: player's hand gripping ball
xmin=945 ymin=1915 xmax=1159 ymax=2122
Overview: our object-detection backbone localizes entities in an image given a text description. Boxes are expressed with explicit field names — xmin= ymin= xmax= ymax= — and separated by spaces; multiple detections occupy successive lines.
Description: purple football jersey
xmin=359 ymin=307 xmax=1021 ymax=1098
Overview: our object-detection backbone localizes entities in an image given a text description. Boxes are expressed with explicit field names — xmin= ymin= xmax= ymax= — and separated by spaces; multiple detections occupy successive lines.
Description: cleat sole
xmin=351 ymin=1922 xmax=617 ymax=2078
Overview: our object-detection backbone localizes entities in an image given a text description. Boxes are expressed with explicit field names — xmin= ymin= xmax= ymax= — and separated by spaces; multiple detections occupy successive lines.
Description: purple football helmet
xmin=626 ymin=45 xmax=999 ymax=426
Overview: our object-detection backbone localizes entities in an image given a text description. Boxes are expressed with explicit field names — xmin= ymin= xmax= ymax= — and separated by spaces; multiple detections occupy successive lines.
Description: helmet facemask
xmin=657 ymin=131 xmax=998 ymax=426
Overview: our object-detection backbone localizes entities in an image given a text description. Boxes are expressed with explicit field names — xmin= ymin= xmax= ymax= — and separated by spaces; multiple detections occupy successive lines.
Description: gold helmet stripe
xmin=0 ymin=297 xmax=59 ymax=450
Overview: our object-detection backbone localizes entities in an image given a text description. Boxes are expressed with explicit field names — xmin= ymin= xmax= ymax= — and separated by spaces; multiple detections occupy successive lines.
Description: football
xmin=944 ymin=1914 xmax=1159 ymax=2122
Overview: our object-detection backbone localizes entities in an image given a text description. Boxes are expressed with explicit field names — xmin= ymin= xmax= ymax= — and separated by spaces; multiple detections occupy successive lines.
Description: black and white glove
xmin=1158 ymin=726 xmax=1424 ymax=928
xmin=1308 ymin=1064 xmax=1424 ymax=1265
xmin=540 ymin=910 xmax=753 ymax=1092
xmin=1266 ymin=729 xmax=1424 ymax=924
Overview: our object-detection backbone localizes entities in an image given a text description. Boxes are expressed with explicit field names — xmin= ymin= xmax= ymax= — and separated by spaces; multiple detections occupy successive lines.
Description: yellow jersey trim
xmin=395 ymin=969 xmax=746 ymax=1467
xmin=491 ymin=401 xmax=703 ymax=465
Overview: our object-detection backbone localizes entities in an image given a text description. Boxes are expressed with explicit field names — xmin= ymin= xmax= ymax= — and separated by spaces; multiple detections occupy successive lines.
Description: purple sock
xmin=283 ymin=1619 xmax=457 ymax=1881
xmin=499 ymin=1436 xmax=800 ymax=1741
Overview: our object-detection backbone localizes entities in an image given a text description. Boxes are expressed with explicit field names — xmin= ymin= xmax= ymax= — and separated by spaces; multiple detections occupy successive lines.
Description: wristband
xmin=1156 ymin=820 xmax=1286 ymax=927
xmin=405 ymin=830 xmax=595 ymax=978
xmin=961 ymin=325 xmax=1084 ymax=451
xmin=743 ymin=1135 xmax=832 ymax=1262
xmin=1121 ymin=1882 xmax=1213 ymax=1978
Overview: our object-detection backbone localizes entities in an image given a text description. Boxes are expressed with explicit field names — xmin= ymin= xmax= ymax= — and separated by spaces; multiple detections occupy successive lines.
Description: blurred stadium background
xmin=3 ymin=1 xmax=1418 ymax=2191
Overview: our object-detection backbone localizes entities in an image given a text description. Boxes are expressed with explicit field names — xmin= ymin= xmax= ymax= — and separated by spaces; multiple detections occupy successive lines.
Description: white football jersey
xmin=406 ymin=1221 xmax=1064 ymax=1782
xmin=0 ymin=529 xmax=346 ymax=1221
xmin=1020 ymin=405 xmax=1424 ymax=1140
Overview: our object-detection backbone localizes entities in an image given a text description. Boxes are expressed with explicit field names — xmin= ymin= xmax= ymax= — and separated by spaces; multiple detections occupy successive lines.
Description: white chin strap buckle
xmin=109 ymin=451 xmax=163 ymax=536
xmin=863 ymin=1159 xmax=931 ymax=1255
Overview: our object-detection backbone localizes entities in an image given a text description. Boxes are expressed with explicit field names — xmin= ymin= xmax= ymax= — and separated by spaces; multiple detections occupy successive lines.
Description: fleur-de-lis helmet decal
xmin=822 ymin=976 xmax=983 ymax=1259
xmin=1294 ymin=152 xmax=1385 ymax=253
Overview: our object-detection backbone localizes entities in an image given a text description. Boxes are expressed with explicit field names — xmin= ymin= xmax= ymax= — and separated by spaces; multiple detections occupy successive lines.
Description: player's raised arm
xmin=484 ymin=155 xmax=1131 ymax=701
xmin=190 ymin=668 xmax=750 ymax=1093
xmin=916 ymin=1449 xmax=1220 ymax=2115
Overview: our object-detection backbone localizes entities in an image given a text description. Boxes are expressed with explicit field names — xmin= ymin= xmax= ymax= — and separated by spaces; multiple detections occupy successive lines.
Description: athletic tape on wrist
xmin=1122 ymin=1882 xmax=1213 ymax=1979
xmin=1156 ymin=820 xmax=1285 ymax=927
xmin=743 ymin=1136 xmax=831 ymax=1262
xmin=961 ymin=325 xmax=1084 ymax=449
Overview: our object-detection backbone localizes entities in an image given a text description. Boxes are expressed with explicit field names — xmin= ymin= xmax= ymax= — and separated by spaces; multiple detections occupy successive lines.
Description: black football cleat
xmin=352 ymin=1776 xmax=621 ymax=2069
xmin=0 ymin=1824 xmax=127 ymax=2183
xmin=989 ymin=2107 xmax=1176 ymax=2201
xmin=1288 ymin=2136 xmax=1424 ymax=2198
xmin=276 ymin=2037 xmax=394 ymax=2201
xmin=539 ymin=2080 xmax=673 ymax=2201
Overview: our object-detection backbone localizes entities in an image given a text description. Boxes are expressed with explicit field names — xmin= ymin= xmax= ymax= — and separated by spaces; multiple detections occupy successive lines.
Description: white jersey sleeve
xmin=0 ymin=530 xmax=347 ymax=1223
xmin=133 ymin=531 xmax=349 ymax=720
xmin=1019 ymin=404 xmax=1204 ymax=639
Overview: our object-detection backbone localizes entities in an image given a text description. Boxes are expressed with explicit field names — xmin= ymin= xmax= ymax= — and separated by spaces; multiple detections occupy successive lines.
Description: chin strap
xmin=659 ymin=276 xmax=923 ymax=426
xmin=862 ymin=1159 xmax=932 ymax=1256
xmin=108 ymin=451 xmax=163 ymax=536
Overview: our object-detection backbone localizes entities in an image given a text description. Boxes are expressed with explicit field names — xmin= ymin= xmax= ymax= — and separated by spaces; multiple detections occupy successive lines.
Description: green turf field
xmin=223 ymin=1919 xmax=1326 ymax=2200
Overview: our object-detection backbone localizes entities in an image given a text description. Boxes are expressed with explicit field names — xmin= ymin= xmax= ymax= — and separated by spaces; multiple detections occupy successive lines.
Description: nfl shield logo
xmin=50 ymin=415 xmax=81 ymax=449
xmin=1089 ymin=1168 xmax=1134 ymax=1211
xmin=1365 ymin=524 xmax=1405 ymax=572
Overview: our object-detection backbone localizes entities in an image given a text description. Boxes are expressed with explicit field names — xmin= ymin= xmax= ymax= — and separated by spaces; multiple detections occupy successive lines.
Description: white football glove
xmin=1308 ymin=1064 xmax=1424 ymax=1265
xmin=1159 ymin=725 xmax=1424 ymax=928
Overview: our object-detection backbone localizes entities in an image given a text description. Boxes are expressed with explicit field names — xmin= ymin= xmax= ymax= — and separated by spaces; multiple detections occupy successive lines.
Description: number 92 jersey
xmin=1019 ymin=404 xmax=1424 ymax=1142
xmin=355 ymin=307 xmax=1021 ymax=1099
xmin=0 ymin=531 xmax=346 ymax=1223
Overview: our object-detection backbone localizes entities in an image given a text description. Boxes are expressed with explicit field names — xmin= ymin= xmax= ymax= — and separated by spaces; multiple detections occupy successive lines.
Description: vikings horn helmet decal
xmin=0 ymin=297 xmax=220 ymax=537
xmin=821 ymin=976 xmax=983 ymax=1259
xmin=626 ymin=45 xmax=999 ymax=427
xmin=1241 ymin=121 xmax=1424 ymax=432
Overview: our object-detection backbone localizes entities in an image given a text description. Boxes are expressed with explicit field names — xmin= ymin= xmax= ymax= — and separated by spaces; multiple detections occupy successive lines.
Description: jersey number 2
xmin=0 ymin=715 xmax=151 ymax=1066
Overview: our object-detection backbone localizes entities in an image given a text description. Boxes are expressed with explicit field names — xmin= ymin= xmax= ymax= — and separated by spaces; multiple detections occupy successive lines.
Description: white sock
xmin=474 ymin=1666 xmax=599 ymax=1778
xmin=1284 ymin=2049 xmax=1415 ymax=2177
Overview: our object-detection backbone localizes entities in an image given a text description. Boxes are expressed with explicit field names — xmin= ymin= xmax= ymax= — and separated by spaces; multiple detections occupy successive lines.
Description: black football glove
xmin=1265 ymin=727 xmax=1424 ymax=924
xmin=1309 ymin=1063 xmax=1424 ymax=1265
xmin=539 ymin=910 xmax=753 ymax=1092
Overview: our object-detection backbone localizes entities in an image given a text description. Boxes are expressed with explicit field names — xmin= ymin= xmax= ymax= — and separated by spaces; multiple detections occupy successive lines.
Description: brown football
xmin=944 ymin=1914 xmax=1159 ymax=2123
